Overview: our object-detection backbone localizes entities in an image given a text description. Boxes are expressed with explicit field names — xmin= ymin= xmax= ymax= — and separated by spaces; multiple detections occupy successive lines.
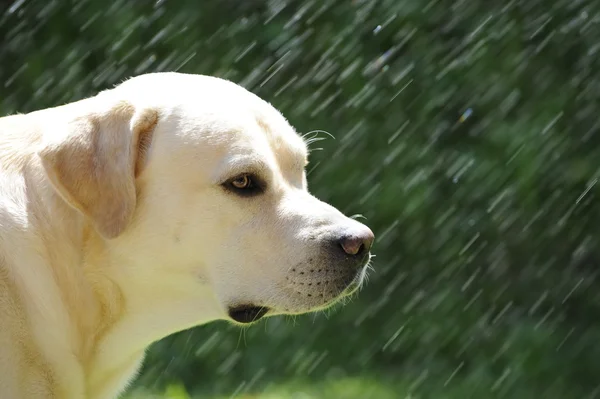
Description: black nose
xmin=338 ymin=227 xmax=375 ymax=257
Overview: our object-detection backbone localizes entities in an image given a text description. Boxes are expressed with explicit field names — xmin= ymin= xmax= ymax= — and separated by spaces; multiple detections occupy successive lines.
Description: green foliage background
xmin=2 ymin=0 xmax=600 ymax=397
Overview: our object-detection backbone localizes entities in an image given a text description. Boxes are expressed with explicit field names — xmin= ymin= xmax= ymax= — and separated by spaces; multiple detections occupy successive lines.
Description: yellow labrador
xmin=0 ymin=72 xmax=374 ymax=398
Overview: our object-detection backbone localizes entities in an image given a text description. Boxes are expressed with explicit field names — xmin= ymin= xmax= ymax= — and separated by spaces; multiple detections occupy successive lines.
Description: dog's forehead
xmin=113 ymin=72 xmax=308 ymax=168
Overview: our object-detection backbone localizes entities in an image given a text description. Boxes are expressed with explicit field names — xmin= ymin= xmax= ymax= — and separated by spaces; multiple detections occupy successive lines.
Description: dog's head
xmin=38 ymin=72 xmax=374 ymax=326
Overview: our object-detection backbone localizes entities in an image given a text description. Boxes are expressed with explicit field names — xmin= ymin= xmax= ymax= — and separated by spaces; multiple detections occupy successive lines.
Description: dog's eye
xmin=224 ymin=174 xmax=263 ymax=197
xmin=231 ymin=175 xmax=252 ymax=189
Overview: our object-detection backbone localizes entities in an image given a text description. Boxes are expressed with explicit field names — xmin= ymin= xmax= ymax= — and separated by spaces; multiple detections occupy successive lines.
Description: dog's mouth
xmin=337 ymin=267 xmax=367 ymax=297
xmin=227 ymin=305 xmax=269 ymax=324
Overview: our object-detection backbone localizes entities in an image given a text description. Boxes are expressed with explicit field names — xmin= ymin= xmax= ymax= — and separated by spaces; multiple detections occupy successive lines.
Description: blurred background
xmin=2 ymin=0 xmax=600 ymax=398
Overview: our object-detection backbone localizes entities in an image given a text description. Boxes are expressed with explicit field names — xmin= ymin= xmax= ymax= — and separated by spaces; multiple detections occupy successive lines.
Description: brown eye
xmin=230 ymin=175 xmax=252 ymax=189
xmin=223 ymin=174 xmax=264 ymax=197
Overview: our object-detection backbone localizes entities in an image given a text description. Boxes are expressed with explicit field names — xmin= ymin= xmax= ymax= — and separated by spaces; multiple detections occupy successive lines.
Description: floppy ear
xmin=38 ymin=100 xmax=158 ymax=239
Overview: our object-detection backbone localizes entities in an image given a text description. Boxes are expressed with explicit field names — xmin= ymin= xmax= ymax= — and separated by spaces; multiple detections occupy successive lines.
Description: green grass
xmin=126 ymin=377 xmax=403 ymax=399
xmin=126 ymin=372 xmax=581 ymax=399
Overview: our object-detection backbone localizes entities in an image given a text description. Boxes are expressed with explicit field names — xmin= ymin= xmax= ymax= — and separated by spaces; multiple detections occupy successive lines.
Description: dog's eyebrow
xmin=215 ymin=157 xmax=271 ymax=183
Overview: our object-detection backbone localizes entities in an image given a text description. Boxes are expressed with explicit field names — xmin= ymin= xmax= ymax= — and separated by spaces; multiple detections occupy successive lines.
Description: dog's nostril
xmin=339 ymin=227 xmax=375 ymax=256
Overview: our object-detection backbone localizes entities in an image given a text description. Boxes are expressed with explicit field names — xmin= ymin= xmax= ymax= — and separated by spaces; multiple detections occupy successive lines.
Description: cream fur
xmin=0 ymin=72 xmax=373 ymax=398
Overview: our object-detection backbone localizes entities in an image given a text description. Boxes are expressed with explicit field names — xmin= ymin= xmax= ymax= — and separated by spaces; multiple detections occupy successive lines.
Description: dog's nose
xmin=339 ymin=227 xmax=374 ymax=256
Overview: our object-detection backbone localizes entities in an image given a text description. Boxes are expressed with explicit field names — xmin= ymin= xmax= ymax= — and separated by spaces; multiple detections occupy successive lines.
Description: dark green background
xmin=2 ymin=0 xmax=600 ymax=397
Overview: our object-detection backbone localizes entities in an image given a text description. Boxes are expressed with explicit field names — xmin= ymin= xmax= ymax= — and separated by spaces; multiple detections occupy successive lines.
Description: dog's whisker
xmin=303 ymin=129 xmax=336 ymax=141
xmin=236 ymin=328 xmax=245 ymax=350
xmin=304 ymin=137 xmax=328 ymax=145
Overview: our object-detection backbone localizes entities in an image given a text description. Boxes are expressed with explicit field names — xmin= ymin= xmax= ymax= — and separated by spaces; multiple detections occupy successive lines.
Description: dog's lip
xmin=227 ymin=305 xmax=269 ymax=324
xmin=340 ymin=264 xmax=369 ymax=296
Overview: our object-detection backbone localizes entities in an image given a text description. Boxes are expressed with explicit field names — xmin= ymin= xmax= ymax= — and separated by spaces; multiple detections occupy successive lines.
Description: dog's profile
xmin=0 ymin=72 xmax=374 ymax=398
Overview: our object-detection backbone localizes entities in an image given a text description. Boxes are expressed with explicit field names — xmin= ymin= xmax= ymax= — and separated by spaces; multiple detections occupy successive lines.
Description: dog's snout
xmin=339 ymin=227 xmax=374 ymax=257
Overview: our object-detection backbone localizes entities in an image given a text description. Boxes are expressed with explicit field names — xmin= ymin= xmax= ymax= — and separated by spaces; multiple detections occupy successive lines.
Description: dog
xmin=0 ymin=72 xmax=374 ymax=398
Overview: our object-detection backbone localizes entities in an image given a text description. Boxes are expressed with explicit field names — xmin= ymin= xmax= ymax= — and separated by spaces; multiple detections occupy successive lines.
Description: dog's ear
xmin=38 ymin=99 xmax=158 ymax=239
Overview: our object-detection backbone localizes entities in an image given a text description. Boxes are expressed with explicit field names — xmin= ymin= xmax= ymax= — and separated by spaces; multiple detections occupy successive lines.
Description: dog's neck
xmin=8 ymin=160 xmax=221 ymax=397
xmin=82 ymin=232 xmax=222 ymax=395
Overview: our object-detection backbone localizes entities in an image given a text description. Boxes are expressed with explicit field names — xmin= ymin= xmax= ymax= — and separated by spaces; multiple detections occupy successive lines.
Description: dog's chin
xmin=227 ymin=305 xmax=270 ymax=324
